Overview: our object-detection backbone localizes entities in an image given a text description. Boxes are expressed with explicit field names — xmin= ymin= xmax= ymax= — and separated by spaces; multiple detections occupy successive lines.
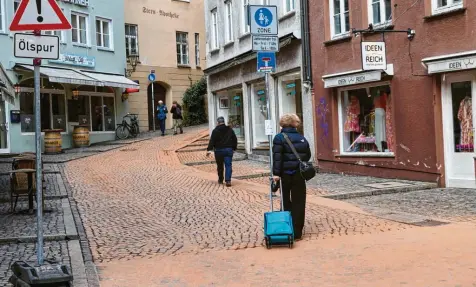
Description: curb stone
xmin=322 ymin=183 xmax=438 ymax=200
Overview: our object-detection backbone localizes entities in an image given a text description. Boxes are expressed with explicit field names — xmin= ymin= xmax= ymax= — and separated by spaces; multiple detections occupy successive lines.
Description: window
xmin=96 ymin=18 xmax=112 ymax=49
xmin=68 ymin=96 xmax=90 ymax=125
xmin=125 ymin=24 xmax=139 ymax=57
xmin=369 ymin=0 xmax=391 ymax=26
xmin=44 ymin=30 xmax=64 ymax=42
xmin=71 ymin=12 xmax=88 ymax=45
xmin=284 ymin=0 xmax=295 ymax=13
xmin=20 ymin=92 xmax=66 ymax=132
xmin=338 ymin=84 xmax=394 ymax=154
xmin=13 ymin=0 xmax=20 ymax=13
xmin=451 ymin=82 xmax=473 ymax=153
xmin=0 ymin=0 xmax=5 ymax=32
xmin=195 ymin=33 xmax=200 ymax=67
xmin=330 ymin=0 xmax=350 ymax=38
xmin=211 ymin=9 xmax=219 ymax=49
xmin=242 ymin=0 xmax=250 ymax=34
xmin=432 ymin=0 xmax=463 ymax=14
xmin=176 ymin=32 xmax=189 ymax=65
xmin=225 ymin=1 xmax=233 ymax=43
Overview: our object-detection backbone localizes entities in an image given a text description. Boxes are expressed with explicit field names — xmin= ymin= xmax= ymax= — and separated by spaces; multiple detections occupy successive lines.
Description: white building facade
xmin=204 ymin=0 xmax=315 ymax=160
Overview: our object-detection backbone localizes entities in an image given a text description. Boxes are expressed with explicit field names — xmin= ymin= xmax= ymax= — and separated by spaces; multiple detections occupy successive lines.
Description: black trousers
xmin=281 ymin=173 xmax=306 ymax=238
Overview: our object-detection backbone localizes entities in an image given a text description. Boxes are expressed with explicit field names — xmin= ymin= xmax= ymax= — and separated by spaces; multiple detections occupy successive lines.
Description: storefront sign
xmin=252 ymin=36 xmax=279 ymax=52
xmin=60 ymin=0 xmax=89 ymax=6
xmin=49 ymin=53 xmax=95 ymax=68
xmin=361 ymin=42 xmax=387 ymax=71
xmin=142 ymin=7 xmax=179 ymax=18
xmin=323 ymin=70 xmax=381 ymax=88
xmin=426 ymin=56 xmax=476 ymax=74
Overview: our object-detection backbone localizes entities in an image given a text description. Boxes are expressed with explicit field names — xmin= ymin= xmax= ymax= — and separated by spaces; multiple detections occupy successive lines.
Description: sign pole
xmin=33 ymin=31 xmax=44 ymax=266
xmin=265 ymin=72 xmax=274 ymax=202
xmin=151 ymin=83 xmax=155 ymax=132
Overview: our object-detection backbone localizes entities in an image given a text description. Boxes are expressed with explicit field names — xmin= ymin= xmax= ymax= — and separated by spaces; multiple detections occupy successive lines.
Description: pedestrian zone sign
xmin=10 ymin=0 xmax=72 ymax=31
xmin=250 ymin=5 xmax=278 ymax=36
xmin=257 ymin=52 xmax=276 ymax=73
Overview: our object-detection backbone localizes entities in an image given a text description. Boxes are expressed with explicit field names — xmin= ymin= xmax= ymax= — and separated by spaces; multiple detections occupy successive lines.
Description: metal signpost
xmin=10 ymin=0 xmax=71 ymax=267
xmin=250 ymin=5 xmax=278 ymax=197
xmin=148 ymin=72 xmax=156 ymax=131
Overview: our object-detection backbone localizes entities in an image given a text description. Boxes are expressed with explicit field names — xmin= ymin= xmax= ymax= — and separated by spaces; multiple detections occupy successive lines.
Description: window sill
xmin=223 ymin=41 xmax=234 ymax=49
xmin=22 ymin=132 xmax=69 ymax=136
xmin=210 ymin=48 xmax=220 ymax=54
xmin=372 ymin=23 xmax=394 ymax=31
xmin=336 ymin=152 xmax=395 ymax=158
xmin=324 ymin=34 xmax=352 ymax=46
xmin=279 ymin=10 xmax=296 ymax=22
xmin=72 ymin=43 xmax=92 ymax=49
xmin=239 ymin=32 xmax=251 ymax=41
xmin=177 ymin=64 xmax=191 ymax=69
xmin=97 ymin=47 xmax=115 ymax=53
xmin=424 ymin=7 xmax=466 ymax=21
xmin=90 ymin=131 xmax=115 ymax=134
xmin=0 ymin=31 xmax=8 ymax=36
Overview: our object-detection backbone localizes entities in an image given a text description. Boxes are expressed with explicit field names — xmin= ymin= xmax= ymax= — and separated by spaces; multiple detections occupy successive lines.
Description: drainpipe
xmin=300 ymin=0 xmax=312 ymax=87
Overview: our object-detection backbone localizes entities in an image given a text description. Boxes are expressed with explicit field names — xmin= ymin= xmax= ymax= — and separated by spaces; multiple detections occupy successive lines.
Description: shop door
xmin=0 ymin=100 xmax=10 ymax=153
xmin=443 ymin=75 xmax=476 ymax=188
xmin=147 ymin=83 xmax=167 ymax=131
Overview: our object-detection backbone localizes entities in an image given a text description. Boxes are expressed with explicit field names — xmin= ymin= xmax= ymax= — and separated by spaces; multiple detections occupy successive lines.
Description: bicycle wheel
xmin=131 ymin=123 xmax=139 ymax=138
xmin=115 ymin=125 xmax=130 ymax=140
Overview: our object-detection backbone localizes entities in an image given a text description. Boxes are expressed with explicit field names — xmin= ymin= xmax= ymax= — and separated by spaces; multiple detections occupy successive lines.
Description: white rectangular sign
xmin=250 ymin=6 xmax=278 ymax=36
xmin=252 ymin=35 xmax=279 ymax=52
xmin=323 ymin=71 xmax=382 ymax=88
xmin=361 ymin=42 xmax=387 ymax=70
xmin=265 ymin=120 xmax=274 ymax=135
xmin=14 ymin=33 xmax=59 ymax=60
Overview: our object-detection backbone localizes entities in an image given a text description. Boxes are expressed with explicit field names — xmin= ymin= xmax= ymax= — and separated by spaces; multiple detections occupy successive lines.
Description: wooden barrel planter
xmin=43 ymin=129 xmax=63 ymax=154
xmin=73 ymin=125 xmax=90 ymax=147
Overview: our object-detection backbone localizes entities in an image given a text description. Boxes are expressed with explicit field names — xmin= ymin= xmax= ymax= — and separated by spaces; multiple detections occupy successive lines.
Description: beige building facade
xmin=124 ymin=0 xmax=206 ymax=131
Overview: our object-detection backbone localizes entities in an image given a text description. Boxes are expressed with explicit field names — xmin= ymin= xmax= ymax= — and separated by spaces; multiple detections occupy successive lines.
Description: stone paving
xmin=63 ymin=127 xmax=409 ymax=265
xmin=345 ymin=188 xmax=476 ymax=223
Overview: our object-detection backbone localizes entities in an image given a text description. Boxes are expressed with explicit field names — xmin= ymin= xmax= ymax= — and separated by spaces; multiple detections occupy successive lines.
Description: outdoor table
xmin=9 ymin=168 xmax=36 ymax=211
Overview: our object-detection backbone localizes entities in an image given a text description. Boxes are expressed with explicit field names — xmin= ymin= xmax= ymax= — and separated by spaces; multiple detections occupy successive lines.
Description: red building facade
xmin=309 ymin=0 xmax=476 ymax=187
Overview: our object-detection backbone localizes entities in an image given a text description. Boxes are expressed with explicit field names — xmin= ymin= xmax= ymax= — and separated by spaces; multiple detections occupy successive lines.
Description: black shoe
xmin=180 ymin=129 xmax=183 ymax=134
xmin=173 ymin=132 xmax=177 ymax=135
xmin=225 ymin=182 xmax=232 ymax=187
xmin=161 ymin=133 xmax=165 ymax=136
xmin=218 ymin=180 xmax=223 ymax=185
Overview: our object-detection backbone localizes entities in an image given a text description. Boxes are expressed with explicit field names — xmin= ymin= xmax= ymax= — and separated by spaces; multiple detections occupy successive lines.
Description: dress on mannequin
xmin=458 ymin=95 xmax=473 ymax=146
xmin=374 ymin=93 xmax=387 ymax=152
xmin=385 ymin=92 xmax=394 ymax=152
xmin=344 ymin=96 xmax=360 ymax=133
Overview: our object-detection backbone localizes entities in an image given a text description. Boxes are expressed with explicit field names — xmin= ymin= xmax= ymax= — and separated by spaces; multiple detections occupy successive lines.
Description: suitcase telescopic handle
xmin=269 ymin=177 xmax=285 ymax=212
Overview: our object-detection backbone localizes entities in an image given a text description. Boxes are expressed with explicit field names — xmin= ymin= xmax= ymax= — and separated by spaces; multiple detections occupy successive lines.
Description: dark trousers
xmin=214 ymin=148 xmax=233 ymax=182
xmin=281 ymin=173 xmax=306 ymax=238
xmin=159 ymin=119 xmax=166 ymax=134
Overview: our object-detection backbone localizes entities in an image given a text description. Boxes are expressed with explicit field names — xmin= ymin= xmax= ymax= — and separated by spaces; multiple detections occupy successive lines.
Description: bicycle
xmin=115 ymin=113 xmax=140 ymax=139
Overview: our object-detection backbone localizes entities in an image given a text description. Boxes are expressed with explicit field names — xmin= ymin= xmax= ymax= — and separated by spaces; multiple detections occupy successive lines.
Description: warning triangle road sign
xmin=10 ymin=0 xmax=72 ymax=31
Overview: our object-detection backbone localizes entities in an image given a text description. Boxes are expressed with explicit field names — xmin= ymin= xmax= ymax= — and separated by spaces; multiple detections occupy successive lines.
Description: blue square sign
xmin=257 ymin=52 xmax=276 ymax=73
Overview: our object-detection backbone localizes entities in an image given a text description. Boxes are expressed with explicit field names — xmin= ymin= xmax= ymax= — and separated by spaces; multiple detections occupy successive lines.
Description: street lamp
xmin=14 ymin=84 xmax=21 ymax=95
xmin=125 ymin=54 xmax=139 ymax=77
xmin=72 ymin=88 xmax=79 ymax=100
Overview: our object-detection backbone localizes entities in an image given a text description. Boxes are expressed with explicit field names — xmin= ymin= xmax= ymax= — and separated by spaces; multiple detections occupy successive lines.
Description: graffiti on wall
xmin=317 ymin=97 xmax=331 ymax=147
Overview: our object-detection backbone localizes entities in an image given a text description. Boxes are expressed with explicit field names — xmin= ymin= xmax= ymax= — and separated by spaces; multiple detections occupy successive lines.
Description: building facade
xmin=204 ymin=0 xmax=315 ymax=158
xmin=124 ymin=0 xmax=206 ymax=131
xmin=0 ymin=0 xmax=138 ymax=154
xmin=309 ymin=0 xmax=476 ymax=187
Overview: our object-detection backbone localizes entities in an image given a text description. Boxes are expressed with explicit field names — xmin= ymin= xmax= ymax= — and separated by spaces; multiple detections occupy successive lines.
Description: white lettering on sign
xmin=361 ymin=42 xmax=387 ymax=71
xmin=323 ymin=71 xmax=382 ymax=88
xmin=252 ymin=35 xmax=279 ymax=52
xmin=14 ymin=33 xmax=59 ymax=60
xmin=59 ymin=0 xmax=89 ymax=6
xmin=249 ymin=5 xmax=278 ymax=36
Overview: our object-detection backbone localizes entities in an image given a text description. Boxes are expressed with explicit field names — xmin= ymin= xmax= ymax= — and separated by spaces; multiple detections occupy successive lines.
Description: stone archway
xmin=147 ymin=82 xmax=167 ymax=131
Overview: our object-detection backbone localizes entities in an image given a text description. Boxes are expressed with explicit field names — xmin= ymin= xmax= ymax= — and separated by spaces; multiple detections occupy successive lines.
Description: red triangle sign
xmin=10 ymin=0 xmax=72 ymax=31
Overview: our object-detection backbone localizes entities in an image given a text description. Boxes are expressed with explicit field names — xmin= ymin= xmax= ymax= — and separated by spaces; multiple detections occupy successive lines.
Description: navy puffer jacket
xmin=272 ymin=127 xmax=311 ymax=176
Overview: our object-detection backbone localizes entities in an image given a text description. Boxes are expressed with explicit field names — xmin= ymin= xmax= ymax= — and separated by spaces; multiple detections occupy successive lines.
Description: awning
xmin=422 ymin=50 xmax=476 ymax=74
xmin=322 ymin=64 xmax=394 ymax=88
xmin=0 ymin=63 xmax=15 ymax=103
xmin=16 ymin=64 xmax=103 ymax=86
xmin=81 ymin=71 xmax=139 ymax=89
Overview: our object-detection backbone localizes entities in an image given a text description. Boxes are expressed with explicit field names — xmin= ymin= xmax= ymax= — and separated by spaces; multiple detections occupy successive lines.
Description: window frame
xmin=329 ymin=0 xmax=350 ymax=39
xmin=431 ymin=0 xmax=463 ymax=15
xmin=76 ymin=91 xmax=116 ymax=133
xmin=283 ymin=0 xmax=295 ymax=14
xmin=368 ymin=0 xmax=392 ymax=27
xmin=95 ymin=16 xmax=113 ymax=50
xmin=336 ymin=81 xmax=395 ymax=157
xmin=195 ymin=33 xmax=200 ymax=67
xmin=176 ymin=31 xmax=189 ymax=66
xmin=71 ymin=11 xmax=90 ymax=46
xmin=225 ymin=1 xmax=234 ymax=43
xmin=242 ymin=0 xmax=250 ymax=35
xmin=125 ymin=23 xmax=139 ymax=57
xmin=0 ymin=0 xmax=5 ymax=33
xmin=211 ymin=9 xmax=219 ymax=50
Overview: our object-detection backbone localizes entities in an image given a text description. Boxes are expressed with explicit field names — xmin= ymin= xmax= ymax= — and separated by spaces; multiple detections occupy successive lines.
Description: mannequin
xmin=344 ymin=95 xmax=361 ymax=144
xmin=458 ymin=94 xmax=473 ymax=146
xmin=374 ymin=91 xmax=387 ymax=152
xmin=385 ymin=89 xmax=394 ymax=152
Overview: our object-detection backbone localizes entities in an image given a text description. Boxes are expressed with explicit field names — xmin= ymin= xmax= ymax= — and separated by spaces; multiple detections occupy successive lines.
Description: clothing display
xmin=385 ymin=94 xmax=394 ymax=152
xmin=344 ymin=96 xmax=360 ymax=133
xmin=374 ymin=108 xmax=386 ymax=152
xmin=457 ymin=96 xmax=473 ymax=146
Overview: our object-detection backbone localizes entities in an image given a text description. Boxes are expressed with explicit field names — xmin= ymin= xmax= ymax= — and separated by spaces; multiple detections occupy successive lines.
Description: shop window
xmin=103 ymin=97 xmax=115 ymax=131
xmin=20 ymin=93 xmax=65 ymax=132
xmin=52 ymin=94 xmax=66 ymax=130
xmin=339 ymin=84 xmax=393 ymax=154
xmin=368 ymin=0 xmax=391 ymax=26
xmin=329 ymin=0 xmax=350 ymax=38
xmin=90 ymin=96 xmax=103 ymax=132
xmin=432 ymin=0 xmax=462 ymax=14
xmin=20 ymin=92 xmax=34 ymax=133
xmin=40 ymin=94 xmax=51 ymax=131
xmin=229 ymin=93 xmax=244 ymax=138
xmin=251 ymin=84 xmax=269 ymax=147
xmin=451 ymin=81 xmax=473 ymax=153
xmin=68 ymin=95 xmax=90 ymax=125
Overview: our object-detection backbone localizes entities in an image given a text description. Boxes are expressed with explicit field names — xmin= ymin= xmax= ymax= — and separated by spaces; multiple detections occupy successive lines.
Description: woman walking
xmin=272 ymin=113 xmax=311 ymax=240
xmin=157 ymin=100 xmax=168 ymax=136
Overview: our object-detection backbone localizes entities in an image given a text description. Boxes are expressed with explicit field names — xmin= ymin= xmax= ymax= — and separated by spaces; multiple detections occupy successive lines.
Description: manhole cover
xmin=411 ymin=220 xmax=449 ymax=227
xmin=120 ymin=148 xmax=137 ymax=152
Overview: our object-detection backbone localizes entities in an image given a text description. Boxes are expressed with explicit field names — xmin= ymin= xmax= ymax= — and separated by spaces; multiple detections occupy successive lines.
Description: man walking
xmin=207 ymin=117 xmax=237 ymax=187
xmin=157 ymin=100 xmax=168 ymax=136
xmin=170 ymin=101 xmax=184 ymax=135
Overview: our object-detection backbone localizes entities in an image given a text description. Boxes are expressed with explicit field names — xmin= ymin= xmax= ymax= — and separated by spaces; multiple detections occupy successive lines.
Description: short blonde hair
xmin=279 ymin=113 xmax=301 ymax=128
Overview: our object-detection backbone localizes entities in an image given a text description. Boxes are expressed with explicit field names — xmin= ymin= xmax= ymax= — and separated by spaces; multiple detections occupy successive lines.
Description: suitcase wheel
xmin=265 ymin=236 xmax=271 ymax=249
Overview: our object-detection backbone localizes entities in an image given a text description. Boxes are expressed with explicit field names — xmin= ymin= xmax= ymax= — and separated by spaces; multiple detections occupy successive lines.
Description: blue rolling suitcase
xmin=264 ymin=178 xmax=294 ymax=249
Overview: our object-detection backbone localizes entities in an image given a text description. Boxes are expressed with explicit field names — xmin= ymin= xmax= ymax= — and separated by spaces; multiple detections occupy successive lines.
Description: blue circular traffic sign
xmin=254 ymin=8 xmax=273 ymax=28
xmin=148 ymin=73 xmax=156 ymax=82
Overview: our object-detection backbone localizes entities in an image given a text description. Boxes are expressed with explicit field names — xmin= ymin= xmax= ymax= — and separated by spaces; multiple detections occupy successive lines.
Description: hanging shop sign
xmin=361 ymin=42 xmax=387 ymax=71
xmin=49 ymin=53 xmax=96 ymax=68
